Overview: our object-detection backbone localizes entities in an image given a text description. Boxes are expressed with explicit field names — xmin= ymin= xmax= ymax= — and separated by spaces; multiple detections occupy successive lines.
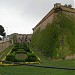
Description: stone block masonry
xmin=0 ymin=41 xmax=12 ymax=53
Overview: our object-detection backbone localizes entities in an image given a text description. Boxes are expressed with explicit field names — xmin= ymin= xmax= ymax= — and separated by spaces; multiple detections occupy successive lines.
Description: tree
xmin=64 ymin=4 xmax=72 ymax=8
xmin=0 ymin=25 xmax=5 ymax=36
xmin=68 ymin=4 xmax=72 ymax=8
xmin=64 ymin=4 xmax=67 ymax=7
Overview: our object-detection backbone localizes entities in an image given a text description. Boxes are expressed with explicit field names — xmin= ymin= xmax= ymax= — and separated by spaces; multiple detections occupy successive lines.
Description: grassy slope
xmin=31 ymin=48 xmax=75 ymax=68
xmin=30 ymin=12 xmax=75 ymax=59
xmin=0 ymin=45 xmax=14 ymax=61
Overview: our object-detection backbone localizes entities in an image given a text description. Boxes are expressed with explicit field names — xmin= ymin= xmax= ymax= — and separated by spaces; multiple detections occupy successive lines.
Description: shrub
xmin=24 ymin=47 xmax=30 ymax=52
xmin=14 ymin=49 xmax=26 ymax=54
xmin=25 ymin=53 xmax=37 ymax=62
xmin=10 ymin=52 xmax=16 ymax=56
xmin=6 ymin=55 xmax=15 ymax=62
xmin=15 ymin=59 xmax=25 ymax=62
xmin=12 ymin=48 xmax=18 ymax=52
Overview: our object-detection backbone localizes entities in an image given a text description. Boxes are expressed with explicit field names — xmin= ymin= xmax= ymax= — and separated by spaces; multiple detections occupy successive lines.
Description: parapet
xmin=54 ymin=3 xmax=61 ymax=9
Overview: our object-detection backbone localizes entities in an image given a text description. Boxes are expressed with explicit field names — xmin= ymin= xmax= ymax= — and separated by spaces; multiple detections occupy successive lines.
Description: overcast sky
xmin=0 ymin=0 xmax=75 ymax=35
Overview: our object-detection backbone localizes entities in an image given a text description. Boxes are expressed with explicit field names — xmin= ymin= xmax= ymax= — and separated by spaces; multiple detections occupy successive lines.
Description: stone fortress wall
xmin=33 ymin=3 xmax=75 ymax=33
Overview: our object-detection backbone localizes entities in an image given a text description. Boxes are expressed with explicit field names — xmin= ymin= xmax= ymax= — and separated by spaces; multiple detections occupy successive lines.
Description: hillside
xmin=30 ymin=12 xmax=75 ymax=59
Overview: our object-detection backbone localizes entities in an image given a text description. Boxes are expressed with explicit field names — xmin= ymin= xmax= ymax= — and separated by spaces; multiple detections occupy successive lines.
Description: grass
xmin=30 ymin=48 xmax=75 ymax=68
xmin=0 ymin=45 xmax=14 ymax=61
xmin=0 ymin=46 xmax=75 ymax=75
xmin=0 ymin=66 xmax=74 ymax=75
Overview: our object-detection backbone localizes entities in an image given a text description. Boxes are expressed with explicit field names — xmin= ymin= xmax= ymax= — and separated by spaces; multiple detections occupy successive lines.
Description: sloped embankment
xmin=30 ymin=13 xmax=75 ymax=59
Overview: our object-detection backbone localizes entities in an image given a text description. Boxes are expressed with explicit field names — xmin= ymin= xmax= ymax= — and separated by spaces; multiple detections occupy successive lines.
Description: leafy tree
xmin=0 ymin=25 xmax=5 ymax=36
xmin=64 ymin=4 xmax=67 ymax=7
xmin=68 ymin=4 xmax=72 ymax=8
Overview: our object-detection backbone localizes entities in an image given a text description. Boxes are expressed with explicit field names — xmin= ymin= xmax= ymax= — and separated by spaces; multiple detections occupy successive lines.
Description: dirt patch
xmin=15 ymin=53 xmax=27 ymax=60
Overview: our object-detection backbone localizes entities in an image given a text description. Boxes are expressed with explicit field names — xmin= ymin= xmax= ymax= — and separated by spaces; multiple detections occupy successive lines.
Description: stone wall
xmin=33 ymin=3 xmax=75 ymax=33
xmin=27 ymin=34 xmax=32 ymax=44
xmin=16 ymin=34 xmax=32 ymax=44
xmin=33 ymin=9 xmax=55 ymax=33
xmin=0 ymin=41 xmax=12 ymax=53
xmin=8 ymin=33 xmax=32 ymax=44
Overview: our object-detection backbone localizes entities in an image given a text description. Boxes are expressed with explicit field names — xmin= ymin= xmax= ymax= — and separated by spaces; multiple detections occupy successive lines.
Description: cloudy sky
xmin=0 ymin=0 xmax=75 ymax=35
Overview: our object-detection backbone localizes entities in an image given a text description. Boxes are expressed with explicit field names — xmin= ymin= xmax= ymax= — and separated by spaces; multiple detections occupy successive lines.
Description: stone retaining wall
xmin=0 ymin=41 xmax=12 ymax=53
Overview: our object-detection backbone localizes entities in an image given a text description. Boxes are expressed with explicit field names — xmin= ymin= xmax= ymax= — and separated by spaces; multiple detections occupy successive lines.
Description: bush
xmin=10 ymin=52 xmax=16 ymax=56
xmin=12 ymin=48 xmax=18 ymax=52
xmin=25 ymin=53 xmax=37 ymax=62
xmin=14 ymin=49 xmax=26 ymax=54
xmin=15 ymin=59 xmax=25 ymax=62
xmin=6 ymin=55 xmax=15 ymax=62
xmin=24 ymin=47 xmax=30 ymax=52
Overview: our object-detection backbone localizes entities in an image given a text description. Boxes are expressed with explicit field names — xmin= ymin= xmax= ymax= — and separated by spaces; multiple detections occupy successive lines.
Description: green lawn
xmin=0 ymin=65 xmax=74 ymax=75
xmin=0 ymin=46 xmax=75 ymax=75
xmin=30 ymin=48 xmax=75 ymax=68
